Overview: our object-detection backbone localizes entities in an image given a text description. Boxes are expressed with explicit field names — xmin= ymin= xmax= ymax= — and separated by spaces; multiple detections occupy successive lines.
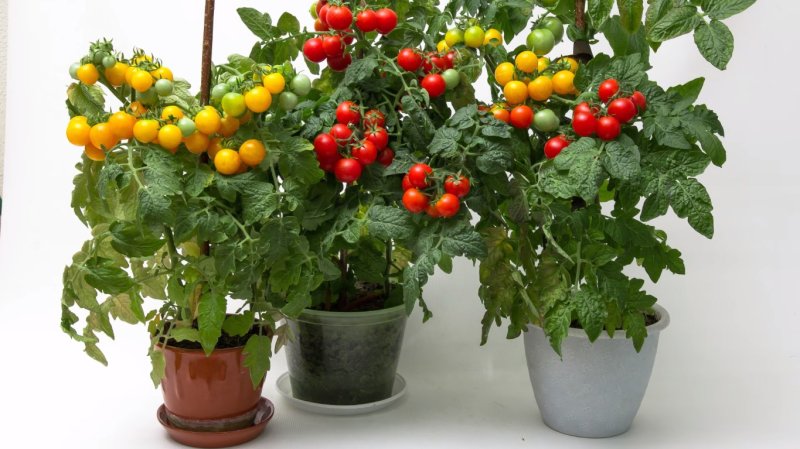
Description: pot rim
xmin=530 ymin=303 xmax=670 ymax=340
xmin=292 ymin=304 xmax=407 ymax=324
xmin=157 ymin=344 xmax=246 ymax=354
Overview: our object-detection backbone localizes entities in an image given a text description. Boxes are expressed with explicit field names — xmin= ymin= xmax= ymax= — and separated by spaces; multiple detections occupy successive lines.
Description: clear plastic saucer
xmin=275 ymin=372 xmax=407 ymax=416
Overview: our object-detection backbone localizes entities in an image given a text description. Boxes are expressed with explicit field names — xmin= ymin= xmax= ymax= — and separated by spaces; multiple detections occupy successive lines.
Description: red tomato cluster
xmin=307 ymin=2 xmax=398 ymax=71
xmin=401 ymin=164 xmax=470 ymax=218
xmin=543 ymin=135 xmax=572 ymax=159
xmin=570 ymin=78 xmax=647 ymax=142
xmin=396 ymin=48 xmax=461 ymax=98
xmin=313 ymin=101 xmax=394 ymax=183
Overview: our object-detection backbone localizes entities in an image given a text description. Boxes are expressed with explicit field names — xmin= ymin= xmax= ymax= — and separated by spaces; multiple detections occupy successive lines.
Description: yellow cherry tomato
xmin=128 ymin=101 xmax=148 ymax=117
xmin=538 ymin=57 xmax=550 ymax=73
xmin=262 ymin=73 xmax=286 ymax=95
xmin=218 ymin=115 xmax=240 ymax=137
xmin=66 ymin=119 xmax=91 ymax=146
xmin=503 ymin=80 xmax=529 ymax=105
xmin=515 ymin=51 xmax=539 ymax=74
xmin=89 ymin=123 xmax=119 ymax=150
xmin=214 ymin=149 xmax=242 ymax=175
xmin=130 ymin=70 xmax=154 ymax=93
xmin=483 ymin=28 xmax=503 ymax=47
xmin=77 ymin=64 xmax=100 ymax=85
xmin=184 ymin=132 xmax=210 ymax=154
xmin=528 ymin=76 xmax=554 ymax=102
xmin=132 ymin=54 xmax=153 ymax=65
xmin=125 ymin=66 xmax=140 ymax=85
xmin=207 ymin=137 xmax=223 ymax=160
xmin=158 ymin=125 xmax=183 ymax=153
xmin=552 ymin=70 xmax=576 ymax=95
xmin=464 ymin=25 xmax=485 ymax=48
xmin=133 ymin=119 xmax=160 ymax=143
xmin=244 ymin=86 xmax=272 ymax=113
xmin=151 ymin=66 xmax=173 ymax=80
xmin=161 ymin=105 xmax=184 ymax=122
xmin=104 ymin=62 xmax=129 ymax=86
xmin=437 ymin=40 xmax=449 ymax=53
xmin=494 ymin=62 xmax=516 ymax=87
xmin=194 ymin=107 xmax=221 ymax=135
xmin=559 ymin=57 xmax=579 ymax=73
xmin=239 ymin=111 xmax=253 ymax=125
xmin=108 ymin=111 xmax=137 ymax=140
xmin=444 ymin=29 xmax=464 ymax=48
xmin=84 ymin=144 xmax=106 ymax=162
xmin=239 ymin=139 xmax=267 ymax=167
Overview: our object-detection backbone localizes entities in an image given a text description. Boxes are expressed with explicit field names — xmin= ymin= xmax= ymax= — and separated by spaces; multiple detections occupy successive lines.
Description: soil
xmin=311 ymin=282 xmax=391 ymax=313
xmin=161 ymin=322 xmax=271 ymax=350
xmin=569 ymin=311 xmax=659 ymax=330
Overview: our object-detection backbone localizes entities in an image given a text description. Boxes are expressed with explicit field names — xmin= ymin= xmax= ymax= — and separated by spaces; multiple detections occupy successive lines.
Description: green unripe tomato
xmin=138 ymin=88 xmax=158 ymax=106
xmin=221 ymin=92 xmax=246 ymax=117
xmin=533 ymin=109 xmax=560 ymax=133
xmin=69 ymin=62 xmax=81 ymax=80
xmin=442 ymin=69 xmax=461 ymax=90
xmin=310 ymin=2 xmax=318 ymax=19
xmin=464 ymin=26 xmax=485 ymax=48
xmin=210 ymin=83 xmax=230 ymax=102
xmin=538 ymin=17 xmax=564 ymax=43
xmin=154 ymin=79 xmax=174 ymax=96
xmin=102 ymin=55 xmax=117 ymax=69
xmin=445 ymin=28 xmax=465 ymax=47
xmin=290 ymin=74 xmax=312 ymax=96
xmin=92 ymin=51 xmax=108 ymax=65
xmin=226 ymin=76 xmax=242 ymax=89
xmin=177 ymin=117 xmax=197 ymax=137
xmin=279 ymin=91 xmax=299 ymax=111
xmin=527 ymin=29 xmax=556 ymax=56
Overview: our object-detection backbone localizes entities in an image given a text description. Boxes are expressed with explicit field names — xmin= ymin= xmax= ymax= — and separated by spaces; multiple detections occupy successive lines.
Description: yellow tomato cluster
xmin=493 ymin=55 xmax=579 ymax=105
xmin=437 ymin=26 xmax=503 ymax=52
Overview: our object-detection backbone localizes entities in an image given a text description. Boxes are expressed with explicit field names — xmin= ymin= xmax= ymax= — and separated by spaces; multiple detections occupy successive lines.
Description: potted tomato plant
xmin=460 ymin=0 xmax=754 ymax=439
xmin=60 ymin=3 xmax=326 ymax=446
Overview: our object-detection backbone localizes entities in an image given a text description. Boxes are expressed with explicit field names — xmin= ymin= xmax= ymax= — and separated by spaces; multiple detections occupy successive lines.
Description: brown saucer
xmin=157 ymin=397 xmax=274 ymax=448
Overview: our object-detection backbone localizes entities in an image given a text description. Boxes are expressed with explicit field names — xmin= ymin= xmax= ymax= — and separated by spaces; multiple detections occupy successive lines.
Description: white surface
xmin=275 ymin=372 xmax=407 ymax=416
xmin=0 ymin=1 xmax=798 ymax=448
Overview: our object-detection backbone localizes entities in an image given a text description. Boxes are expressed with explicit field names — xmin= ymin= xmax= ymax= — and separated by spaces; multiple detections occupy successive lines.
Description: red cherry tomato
xmin=326 ymin=5 xmax=353 ymax=31
xmin=444 ymin=175 xmax=471 ymax=198
xmin=607 ymin=98 xmax=637 ymax=123
xmin=327 ymin=52 xmax=352 ymax=71
xmin=430 ymin=55 xmax=448 ymax=71
xmin=572 ymin=111 xmax=597 ymax=137
xmin=318 ymin=4 xmax=330 ymax=24
xmin=342 ymin=29 xmax=355 ymax=45
xmin=397 ymin=48 xmax=423 ymax=72
xmin=352 ymin=140 xmax=378 ymax=165
xmin=510 ymin=105 xmax=534 ymax=129
xmin=375 ymin=8 xmax=398 ymax=34
xmin=364 ymin=126 xmax=389 ymax=150
xmin=435 ymin=193 xmax=461 ymax=218
xmin=631 ymin=91 xmax=647 ymax=112
xmin=421 ymin=73 xmax=446 ymax=98
xmin=356 ymin=9 xmax=377 ymax=32
xmin=316 ymin=0 xmax=328 ymax=16
xmin=402 ymin=174 xmax=414 ymax=191
xmin=363 ymin=109 xmax=386 ymax=128
xmin=336 ymin=101 xmax=361 ymax=125
xmin=596 ymin=116 xmax=621 ymax=141
xmin=544 ymin=135 xmax=571 ymax=159
xmin=408 ymin=163 xmax=433 ymax=188
xmin=574 ymin=102 xmax=600 ymax=116
xmin=314 ymin=19 xmax=329 ymax=32
xmin=334 ymin=158 xmax=362 ymax=183
xmin=443 ymin=51 xmax=456 ymax=69
xmin=377 ymin=148 xmax=394 ymax=167
xmin=318 ymin=152 xmax=341 ymax=172
xmin=330 ymin=123 xmax=353 ymax=143
xmin=303 ymin=38 xmax=327 ymax=63
xmin=426 ymin=204 xmax=441 ymax=218
xmin=598 ymin=78 xmax=620 ymax=103
xmin=314 ymin=133 xmax=339 ymax=160
xmin=402 ymin=188 xmax=429 ymax=214
xmin=322 ymin=35 xmax=344 ymax=57
xmin=492 ymin=108 xmax=510 ymax=124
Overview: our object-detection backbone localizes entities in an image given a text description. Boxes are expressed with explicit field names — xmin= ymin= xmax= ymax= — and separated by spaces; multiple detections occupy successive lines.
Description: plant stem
xmin=200 ymin=0 xmax=215 ymax=257
xmin=339 ymin=249 xmax=348 ymax=305
xmin=574 ymin=239 xmax=582 ymax=289
xmin=384 ymin=241 xmax=392 ymax=298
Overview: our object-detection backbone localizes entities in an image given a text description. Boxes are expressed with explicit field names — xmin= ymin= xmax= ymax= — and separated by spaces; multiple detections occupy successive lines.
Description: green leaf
xmin=170 ymin=328 xmax=200 ymax=342
xmin=544 ymin=301 xmax=573 ymax=356
xmin=695 ymin=128 xmax=727 ymax=167
xmin=84 ymin=257 xmax=134 ymax=295
xmin=276 ymin=12 xmax=300 ymax=34
xmin=602 ymin=16 xmax=650 ymax=59
xmin=342 ymin=58 xmax=379 ymax=86
xmin=149 ymin=349 xmax=166 ymax=387
xmin=571 ymin=289 xmax=607 ymax=342
xmin=198 ymin=291 xmax=226 ymax=354
xmin=243 ymin=334 xmax=272 ymax=388
xmin=669 ymin=178 xmax=714 ymax=238
xmin=694 ymin=20 xmax=734 ymax=70
xmin=668 ymin=77 xmax=705 ymax=110
xmin=430 ymin=128 xmax=461 ymax=156
xmin=185 ymin=165 xmax=215 ymax=197
xmin=701 ymin=0 xmax=756 ymax=20
xmin=237 ymin=8 xmax=273 ymax=41
xmin=624 ymin=312 xmax=647 ymax=351
xmin=441 ymin=220 xmax=487 ymax=259
xmin=84 ymin=342 xmax=108 ymax=366
xmin=106 ymin=294 xmax=141 ymax=324
xmin=367 ymin=205 xmax=415 ymax=240
xmin=589 ymin=0 xmax=615 ymax=29
xmin=647 ymin=6 xmax=702 ymax=42
xmin=617 ymin=0 xmax=644 ymax=32
xmin=401 ymin=95 xmax=435 ymax=151
xmin=476 ymin=148 xmax=512 ymax=174
xmin=277 ymin=138 xmax=325 ymax=188
xmin=67 ymin=83 xmax=105 ymax=116
xmin=109 ymin=221 xmax=164 ymax=257
xmin=239 ymin=182 xmax=278 ymax=225
xmin=222 ymin=312 xmax=255 ymax=337
xmin=603 ymin=138 xmax=641 ymax=181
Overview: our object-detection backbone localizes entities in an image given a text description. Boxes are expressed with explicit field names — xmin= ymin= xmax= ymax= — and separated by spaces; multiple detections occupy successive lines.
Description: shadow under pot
xmin=285 ymin=305 xmax=407 ymax=405
xmin=159 ymin=345 xmax=265 ymax=432
xmin=523 ymin=304 xmax=670 ymax=438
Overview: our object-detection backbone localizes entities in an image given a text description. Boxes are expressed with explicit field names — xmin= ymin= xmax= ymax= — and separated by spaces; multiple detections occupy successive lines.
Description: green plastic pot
xmin=285 ymin=305 xmax=407 ymax=405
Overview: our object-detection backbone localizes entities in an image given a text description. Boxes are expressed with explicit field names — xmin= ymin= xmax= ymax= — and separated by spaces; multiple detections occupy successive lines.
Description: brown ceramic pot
xmin=160 ymin=345 xmax=264 ymax=432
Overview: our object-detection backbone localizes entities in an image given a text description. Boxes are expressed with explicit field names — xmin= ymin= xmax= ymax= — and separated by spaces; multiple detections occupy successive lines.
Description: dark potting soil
xmin=161 ymin=324 xmax=270 ymax=350
xmin=569 ymin=311 xmax=659 ymax=330
xmin=310 ymin=282 xmax=393 ymax=313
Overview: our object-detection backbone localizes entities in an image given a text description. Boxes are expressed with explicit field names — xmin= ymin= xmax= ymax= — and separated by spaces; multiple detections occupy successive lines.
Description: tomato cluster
xmin=396 ymin=48 xmax=462 ymax=98
xmin=305 ymin=1 xmax=398 ymax=71
xmin=401 ymin=164 xmax=471 ymax=219
xmin=570 ymin=78 xmax=647 ymax=142
xmin=313 ymin=101 xmax=394 ymax=184
xmin=438 ymin=25 xmax=503 ymax=51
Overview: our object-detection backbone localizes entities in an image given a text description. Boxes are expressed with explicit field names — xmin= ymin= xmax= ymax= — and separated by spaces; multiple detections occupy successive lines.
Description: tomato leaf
xmin=243 ymin=334 xmax=272 ymax=388
xmin=367 ymin=205 xmax=415 ymax=241
xmin=693 ymin=20 xmax=734 ymax=70
xmin=589 ymin=0 xmax=615 ymax=29
xmin=700 ymin=0 xmax=756 ymax=20
xmin=616 ymin=0 xmax=644 ymax=33
xmin=83 ymin=257 xmax=134 ymax=295
xmin=276 ymin=12 xmax=300 ymax=34
xmin=197 ymin=291 xmax=226 ymax=355
xmin=222 ymin=311 xmax=255 ymax=338
xmin=148 ymin=349 xmax=166 ymax=387
xmin=571 ymin=289 xmax=606 ymax=342
xmin=237 ymin=8 xmax=274 ymax=41
xmin=647 ymin=6 xmax=701 ymax=42
xmin=109 ymin=221 xmax=164 ymax=257
xmin=602 ymin=137 xmax=641 ymax=181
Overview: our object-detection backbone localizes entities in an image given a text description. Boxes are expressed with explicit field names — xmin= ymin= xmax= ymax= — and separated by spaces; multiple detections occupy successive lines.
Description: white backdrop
xmin=0 ymin=1 xmax=797 ymax=448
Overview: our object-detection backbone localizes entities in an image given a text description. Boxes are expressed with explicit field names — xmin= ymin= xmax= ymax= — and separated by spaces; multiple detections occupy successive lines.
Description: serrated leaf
xmin=342 ymin=58 xmax=379 ymax=86
xmin=571 ymin=289 xmax=607 ymax=342
xmin=603 ymin=139 xmax=641 ymax=181
xmin=589 ymin=0 xmax=615 ymax=28
xmin=109 ymin=221 xmax=164 ymax=257
xmin=237 ymin=8 xmax=274 ymax=41
xmin=149 ymin=349 xmax=166 ymax=387
xmin=243 ymin=334 xmax=272 ymax=388
xmin=170 ymin=327 xmax=200 ymax=342
xmin=624 ymin=312 xmax=647 ymax=351
xmin=107 ymin=294 xmax=140 ymax=324
xmin=441 ymin=220 xmax=487 ymax=259
xmin=198 ymin=291 xmax=226 ymax=354
xmin=544 ymin=301 xmax=573 ymax=357
xmin=701 ymin=0 xmax=756 ymax=20
xmin=430 ymin=128 xmax=461 ymax=156
xmin=694 ymin=20 xmax=734 ymax=70
xmin=647 ymin=6 xmax=702 ymax=42
xmin=669 ymin=178 xmax=714 ymax=238
xmin=367 ymin=205 xmax=415 ymax=240
xmin=276 ymin=12 xmax=300 ymax=34
xmin=617 ymin=0 xmax=644 ymax=32
xmin=83 ymin=257 xmax=134 ymax=295
xmin=222 ymin=312 xmax=255 ymax=337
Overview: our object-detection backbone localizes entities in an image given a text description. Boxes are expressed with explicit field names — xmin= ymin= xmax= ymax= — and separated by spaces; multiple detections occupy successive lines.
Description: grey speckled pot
xmin=523 ymin=304 xmax=670 ymax=438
